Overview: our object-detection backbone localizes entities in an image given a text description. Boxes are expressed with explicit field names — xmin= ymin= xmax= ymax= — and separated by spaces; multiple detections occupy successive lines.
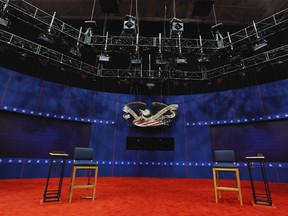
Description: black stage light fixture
xmin=131 ymin=58 xmax=142 ymax=67
xmin=175 ymin=56 xmax=188 ymax=65
xmin=252 ymin=21 xmax=268 ymax=51
xmin=123 ymin=15 xmax=136 ymax=30
xmin=170 ymin=17 xmax=184 ymax=38
xmin=37 ymin=12 xmax=57 ymax=45
xmin=211 ymin=23 xmax=224 ymax=49
xmin=84 ymin=20 xmax=97 ymax=45
xmin=253 ymin=37 xmax=268 ymax=51
xmin=38 ymin=33 xmax=55 ymax=44
xmin=98 ymin=53 xmax=110 ymax=62
xmin=68 ymin=46 xmax=82 ymax=58
xmin=155 ymin=56 xmax=167 ymax=67
xmin=0 ymin=17 xmax=10 ymax=27
xmin=197 ymin=55 xmax=210 ymax=64
xmin=171 ymin=17 xmax=184 ymax=32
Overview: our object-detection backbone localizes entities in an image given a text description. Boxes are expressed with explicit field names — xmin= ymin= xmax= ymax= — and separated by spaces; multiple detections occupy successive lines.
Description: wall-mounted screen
xmin=0 ymin=111 xmax=91 ymax=158
xmin=210 ymin=119 xmax=288 ymax=162
xmin=126 ymin=136 xmax=174 ymax=151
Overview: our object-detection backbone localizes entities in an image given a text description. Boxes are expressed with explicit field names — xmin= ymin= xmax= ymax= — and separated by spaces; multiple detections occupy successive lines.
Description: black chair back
xmin=74 ymin=147 xmax=94 ymax=160
xmin=214 ymin=150 xmax=235 ymax=162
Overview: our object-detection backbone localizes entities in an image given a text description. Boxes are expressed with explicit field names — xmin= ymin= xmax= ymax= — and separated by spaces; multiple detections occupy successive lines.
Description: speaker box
xmin=100 ymin=0 xmax=119 ymax=13
xmin=126 ymin=137 xmax=174 ymax=151
xmin=192 ymin=0 xmax=214 ymax=16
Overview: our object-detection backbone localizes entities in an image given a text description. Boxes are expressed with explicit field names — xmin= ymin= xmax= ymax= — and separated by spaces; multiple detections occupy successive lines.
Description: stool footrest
xmin=216 ymin=186 xmax=240 ymax=191
xmin=72 ymin=184 xmax=96 ymax=189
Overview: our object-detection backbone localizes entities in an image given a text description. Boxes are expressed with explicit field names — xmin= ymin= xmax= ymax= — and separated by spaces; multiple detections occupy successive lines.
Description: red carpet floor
xmin=0 ymin=177 xmax=287 ymax=216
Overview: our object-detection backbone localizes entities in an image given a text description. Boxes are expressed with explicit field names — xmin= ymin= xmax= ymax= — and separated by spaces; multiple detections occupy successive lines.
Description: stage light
xmin=123 ymin=15 xmax=136 ymax=30
xmin=252 ymin=21 xmax=268 ymax=51
xmin=121 ymin=14 xmax=137 ymax=36
xmin=37 ymin=12 xmax=56 ymax=44
xmin=170 ymin=17 xmax=184 ymax=37
xmin=98 ymin=53 xmax=110 ymax=62
xmin=37 ymin=33 xmax=55 ymax=44
xmin=211 ymin=23 xmax=224 ymax=49
xmin=155 ymin=55 xmax=167 ymax=67
xmin=0 ymin=17 xmax=10 ymax=27
xmin=84 ymin=20 xmax=96 ymax=45
xmin=197 ymin=35 xmax=210 ymax=65
xmin=145 ymin=83 xmax=155 ymax=89
xmin=197 ymin=55 xmax=209 ymax=64
xmin=68 ymin=46 xmax=81 ymax=58
xmin=253 ymin=38 xmax=268 ymax=51
xmin=130 ymin=58 xmax=142 ymax=67
xmin=175 ymin=56 xmax=187 ymax=65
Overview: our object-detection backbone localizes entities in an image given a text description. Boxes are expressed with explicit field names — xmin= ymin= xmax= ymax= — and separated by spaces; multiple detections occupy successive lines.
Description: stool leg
xmin=212 ymin=168 xmax=219 ymax=203
xmin=235 ymin=169 xmax=243 ymax=206
xmin=69 ymin=167 xmax=76 ymax=203
xmin=91 ymin=168 xmax=98 ymax=200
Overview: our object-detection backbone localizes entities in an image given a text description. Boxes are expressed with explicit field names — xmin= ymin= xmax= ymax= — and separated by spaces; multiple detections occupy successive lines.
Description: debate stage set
xmin=1 ymin=0 xmax=288 ymax=215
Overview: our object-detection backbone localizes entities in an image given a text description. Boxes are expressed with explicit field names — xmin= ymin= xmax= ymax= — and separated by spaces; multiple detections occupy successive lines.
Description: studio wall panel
xmin=184 ymin=94 xmax=209 ymax=122
xmin=0 ymin=67 xmax=12 ymax=102
xmin=232 ymin=87 xmax=264 ymax=118
xmin=65 ymin=88 xmax=95 ymax=117
xmin=1 ymin=70 xmax=42 ymax=109
xmin=258 ymin=81 xmax=288 ymax=115
xmin=38 ymin=81 xmax=70 ymax=114
xmin=206 ymin=91 xmax=235 ymax=120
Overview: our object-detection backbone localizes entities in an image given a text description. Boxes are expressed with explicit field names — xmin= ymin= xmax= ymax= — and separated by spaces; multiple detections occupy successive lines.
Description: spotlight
xmin=253 ymin=38 xmax=268 ymax=51
xmin=68 ymin=46 xmax=81 ymax=58
xmin=98 ymin=53 xmax=110 ymax=62
xmin=145 ymin=83 xmax=155 ymax=89
xmin=197 ymin=55 xmax=209 ymax=64
xmin=155 ymin=56 xmax=167 ymax=67
xmin=123 ymin=15 xmax=136 ymax=30
xmin=38 ymin=33 xmax=55 ymax=44
xmin=211 ymin=23 xmax=224 ymax=49
xmin=171 ymin=18 xmax=184 ymax=32
xmin=84 ymin=20 xmax=97 ymax=45
xmin=170 ymin=17 xmax=184 ymax=37
xmin=0 ymin=17 xmax=10 ymax=27
xmin=130 ymin=58 xmax=142 ymax=67
xmin=38 ymin=12 xmax=56 ymax=44
xmin=175 ymin=56 xmax=187 ymax=65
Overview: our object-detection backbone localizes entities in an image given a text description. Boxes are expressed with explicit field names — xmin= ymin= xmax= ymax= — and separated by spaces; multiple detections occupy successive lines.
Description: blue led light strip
xmin=186 ymin=113 xmax=288 ymax=127
xmin=0 ymin=158 xmax=287 ymax=169
xmin=0 ymin=104 xmax=114 ymax=125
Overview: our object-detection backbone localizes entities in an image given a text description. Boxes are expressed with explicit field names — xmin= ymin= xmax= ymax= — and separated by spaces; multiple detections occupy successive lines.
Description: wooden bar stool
xmin=69 ymin=147 xmax=98 ymax=203
xmin=212 ymin=150 xmax=243 ymax=206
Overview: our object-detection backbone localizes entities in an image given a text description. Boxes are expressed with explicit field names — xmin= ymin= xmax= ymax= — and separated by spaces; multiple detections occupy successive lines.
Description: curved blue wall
xmin=1 ymin=66 xmax=288 ymax=182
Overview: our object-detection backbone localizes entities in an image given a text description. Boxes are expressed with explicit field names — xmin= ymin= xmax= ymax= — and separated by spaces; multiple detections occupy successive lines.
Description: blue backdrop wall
xmin=1 ymin=66 xmax=288 ymax=182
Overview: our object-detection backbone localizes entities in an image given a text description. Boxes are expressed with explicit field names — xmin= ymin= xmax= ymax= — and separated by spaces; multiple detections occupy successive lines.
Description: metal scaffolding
xmin=0 ymin=0 xmax=288 ymax=81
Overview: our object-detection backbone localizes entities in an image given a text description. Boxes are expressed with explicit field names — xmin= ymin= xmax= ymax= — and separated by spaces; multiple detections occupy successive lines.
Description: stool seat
xmin=69 ymin=147 xmax=98 ymax=203
xmin=212 ymin=150 xmax=243 ymax=206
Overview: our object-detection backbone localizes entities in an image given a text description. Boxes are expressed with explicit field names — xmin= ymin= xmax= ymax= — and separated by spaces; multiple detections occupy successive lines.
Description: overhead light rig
xmin=0 ymin=0 xmax=288 ymax=83
xmin=0 ymin=28 xmax=97 ymax=76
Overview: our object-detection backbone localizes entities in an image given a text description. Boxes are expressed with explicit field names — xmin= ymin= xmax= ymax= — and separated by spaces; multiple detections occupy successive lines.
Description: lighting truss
xmin=0 ymin=28 xmax=96 ymax=75
xmin=206 ymin=44 xmax=288 ymax=79
xmin=2 ymin=0 xmax=288 ymax=53
xmin=0 ymin=0 xmax=218 ymax=51
xmin=1 ymin=0 xmax=288 ymax=83
xmin=222 ymin=8 xmax=288 ymax=49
